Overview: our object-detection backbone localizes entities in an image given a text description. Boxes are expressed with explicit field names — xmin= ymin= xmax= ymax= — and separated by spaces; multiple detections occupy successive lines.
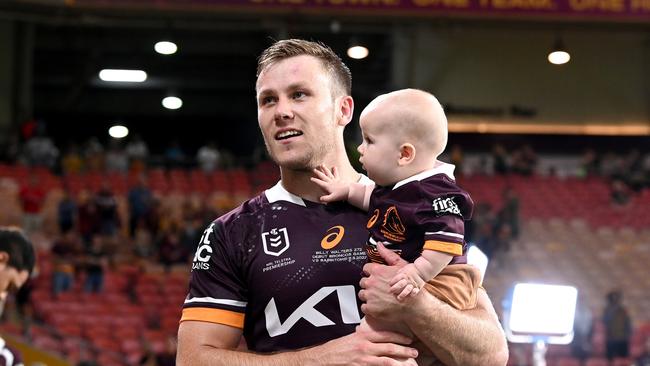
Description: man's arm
xmin=359 ymin=244 xmax=508 ymax=366
xmin=177 ymin=320 xmax=420 ymax=366
xmin=404 ymin=288 xmax=508 ymax=366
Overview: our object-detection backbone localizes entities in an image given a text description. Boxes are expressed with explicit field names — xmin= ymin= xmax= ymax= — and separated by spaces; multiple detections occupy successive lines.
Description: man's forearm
xmin=177 ymin=325 xmax=419 ymax=366
xmin=405 ymin=289 xmax=508 ymax=366
xmin=178 ymin=345 xmax=313 ymax=366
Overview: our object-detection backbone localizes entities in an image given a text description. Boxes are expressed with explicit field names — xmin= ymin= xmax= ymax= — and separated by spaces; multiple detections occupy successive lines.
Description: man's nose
xmin=274 ymin=97 xmax=293 ymax=122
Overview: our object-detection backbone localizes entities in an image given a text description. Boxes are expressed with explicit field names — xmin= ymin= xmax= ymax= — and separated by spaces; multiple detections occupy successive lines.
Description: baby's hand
xmin=310 ymin=165 xmax=350 ymax=203
xmin=389 ymin=264 xmax=426 ymax=301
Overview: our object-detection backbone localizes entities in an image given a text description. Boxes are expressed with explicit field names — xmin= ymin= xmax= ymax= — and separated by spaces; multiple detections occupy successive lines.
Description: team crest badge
xmin=380 ymin=206 xmax=406 ymax=242
xmin=262 ymin=227 xmax=291 ymax=256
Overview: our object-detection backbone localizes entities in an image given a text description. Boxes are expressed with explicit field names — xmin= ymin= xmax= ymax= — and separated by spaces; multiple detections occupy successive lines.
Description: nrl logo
xmin=262 ymin=227 xmax=290 ymax=257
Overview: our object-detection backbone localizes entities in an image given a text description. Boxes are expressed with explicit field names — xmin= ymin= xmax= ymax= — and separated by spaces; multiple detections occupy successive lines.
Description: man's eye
xmin=260 ymin=96 xmax=276 ymax=105
xmin=292 ymin=91 xmax=306 ymax=99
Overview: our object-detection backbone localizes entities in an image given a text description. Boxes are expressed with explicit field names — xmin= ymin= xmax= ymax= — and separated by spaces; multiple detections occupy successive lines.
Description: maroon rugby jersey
xmin=366 ymin=163 xmax=473 ymax=265
xmin=181 ymin=181 xmax=370 ymax=352
xmin=0 ymin=338 xmax=23 ymax=366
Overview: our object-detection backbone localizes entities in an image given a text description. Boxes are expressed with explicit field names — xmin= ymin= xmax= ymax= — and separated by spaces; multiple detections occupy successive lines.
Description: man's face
xmin=256 ymin=55 xmax=340 ymax=171
xmin=0 ymin=261 xmax=29 ymax=302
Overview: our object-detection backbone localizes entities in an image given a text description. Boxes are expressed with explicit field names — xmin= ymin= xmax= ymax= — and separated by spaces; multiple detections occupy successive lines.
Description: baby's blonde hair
xmin=364 ymin=88 xmax=448 ymax=158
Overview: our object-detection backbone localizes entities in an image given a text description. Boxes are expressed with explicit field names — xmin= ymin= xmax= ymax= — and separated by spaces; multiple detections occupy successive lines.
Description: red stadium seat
xmin=611 ymin=358 xmax=632 ymax=366
xmin=554 ymin=357 xmax=581 ymax=366
xmin=584 ymin=357 xmax=609 ymax=366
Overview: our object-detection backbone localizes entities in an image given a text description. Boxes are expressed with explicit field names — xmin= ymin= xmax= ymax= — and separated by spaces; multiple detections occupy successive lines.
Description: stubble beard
xmin=265 ymin=136 xmax=335 ymax=173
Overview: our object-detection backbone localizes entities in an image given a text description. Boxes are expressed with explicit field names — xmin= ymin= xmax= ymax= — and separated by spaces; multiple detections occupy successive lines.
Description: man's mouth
xmin=275 ymin=130 xmax=303 ymax=140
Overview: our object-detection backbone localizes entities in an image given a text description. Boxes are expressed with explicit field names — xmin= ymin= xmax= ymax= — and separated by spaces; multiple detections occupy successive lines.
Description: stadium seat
xmin=611 ymin=358 xmax=633 ymax=366
xmin=584 ymin=357 xmax=610 ymax=366
xmin=554 ymin=356 xmax=581 ymax=366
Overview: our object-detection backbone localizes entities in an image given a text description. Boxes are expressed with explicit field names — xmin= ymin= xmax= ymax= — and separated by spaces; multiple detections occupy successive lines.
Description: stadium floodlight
xmin=109 ymin=125 xmax=129 ymax=139
xmin=548 ymin=37 xmax=571 ymax=65
xmin=503 ymin=283 xmax=578 ymax=366
xmin=155 ymin=41 xmax=178 ymax=55
xmin=99 ymin=69 xmax=147 ymax=83
xmin=162 ymin=96 xmax=183 ymax=110
xmin=347 ymin=40 xmax=369 ymax=60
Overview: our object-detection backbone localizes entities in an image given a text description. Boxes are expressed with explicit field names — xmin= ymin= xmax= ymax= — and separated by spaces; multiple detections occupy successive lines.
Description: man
xmin=0 ymin=227 xmax=36 ymax=366
xmin=177 ymin=39 xmax=508 ymax=365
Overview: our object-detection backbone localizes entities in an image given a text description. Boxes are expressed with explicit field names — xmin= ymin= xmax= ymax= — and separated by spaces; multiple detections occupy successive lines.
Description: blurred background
xmin=0 ymin=0 xmax=648 ymax=365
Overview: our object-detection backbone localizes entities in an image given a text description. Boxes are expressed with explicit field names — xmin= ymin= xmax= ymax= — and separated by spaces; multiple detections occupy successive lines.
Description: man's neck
xmin=280 ymin=161 xmax=360 ymax=203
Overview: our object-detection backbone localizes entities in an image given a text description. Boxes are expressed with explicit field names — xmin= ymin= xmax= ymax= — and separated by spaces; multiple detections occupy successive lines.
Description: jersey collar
xmin=392 ymin=161 xmax=456 ymax=190
xmin=265 ymin=182 xmax=307 ymax=207
xmin=265 ymin=174 xmax=373 ymax=206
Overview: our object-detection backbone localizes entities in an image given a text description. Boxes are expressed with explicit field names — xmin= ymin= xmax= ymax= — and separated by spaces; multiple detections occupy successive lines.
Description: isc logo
xmin=192 ymin=223 xmax=215 ymax=270
xmin=264 ymin=286 xmax=361 ymax=337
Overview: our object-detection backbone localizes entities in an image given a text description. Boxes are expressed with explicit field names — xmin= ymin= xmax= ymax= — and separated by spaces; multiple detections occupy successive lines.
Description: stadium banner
xmin=67 ymin=0 xmax=650 ymax=22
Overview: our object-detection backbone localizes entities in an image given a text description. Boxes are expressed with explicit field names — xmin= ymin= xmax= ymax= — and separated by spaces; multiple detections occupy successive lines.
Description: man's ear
xmin=0 ymin=252 xmax=9 ymax=269
xmin=337 ymin=95 xmax=354 ymax=127
xmin=398 ymin=143 xmax=416 ymax=166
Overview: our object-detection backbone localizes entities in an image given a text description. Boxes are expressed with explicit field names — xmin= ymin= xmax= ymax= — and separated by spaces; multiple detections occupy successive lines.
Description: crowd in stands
xmin=2 ymin=123 xmax=650 ymax=365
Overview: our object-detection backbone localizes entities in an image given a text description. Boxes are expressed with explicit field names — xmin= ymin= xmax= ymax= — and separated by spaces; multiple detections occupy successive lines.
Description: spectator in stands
xmin=624 ymin=149 xmax=646 ymax=191
xmin=465 ymin=202 xmax=494 ymax=244
xmin=128 ymin=175 xmax=153 ymax=238
xmin=104 ymin=140 xmax=129 ymax=173
xmin=491 ymin=223 xmax=512 ymax=260
xmin=164 ymin=140 xmax=186 ymax=168
xmin=125 ymin=134 xmax=149 ymax=173
xmin=61 ymin=143 xmax=84 ymax=175
xmin=603 ymin=290 xmax=632 ymax=360
xmin=82 ymin=235 xmax=108 ymax=293
xmin=157 ymin=224 xmax=189 ymax=272
xmin=600 ymin=152 xmax=625 ymax=179
xmin=95 ymin=182 xmax=120 ymax=237
xmin=579 ymin=149 xmax=600 ymax=178
xmin=498 ymin=186 xmax=520 ymax=239
xmin=0 ymin=227 xmax=35 ymax=366
xmin=179 ymin=215 xmax=203 ymax=257
xmin=83 ymin=137 xmax=105 ymax=172
xmin=145 ymin=198 xmax=163 ymax=238
xmin=22 ymin=129 xmax=59 ymax=169
xmin=51 ymin=231 xmax=81 ymax=296
xmin=1 ymin=134 xmax=21 ymax=164
xmin=492 ymin=144 xmax=509 ymax=175
xmin=510 ymin=145 xmax=537 ymax=176
xmin=19 ymin=119 xmax=38 ymax=141
xmin=642 ymin=151 xmax=650 ymax=189
xmin=133 ymin=219 xmax=154 ymax=262
xmin=633 ymin=337 xmax=650 ymax=366
xmin=196 ymin=141 xmax=221 ymax=172
xmin=77 ymin=190 xmax=100 ymax=246
xmin=57 ymin=187 xmax=77 ymax=234
xmin=610 ymin=178 xmax=632 ymax=206
xmin=18 ymin=173 xmax=46 ymax=235
xmin=571 ymin=293 xmax=594 ymax=362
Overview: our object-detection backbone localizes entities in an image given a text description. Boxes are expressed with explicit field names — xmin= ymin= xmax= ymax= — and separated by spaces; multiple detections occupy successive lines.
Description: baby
xmin=312 ymin=89 xmax=480 ymax=335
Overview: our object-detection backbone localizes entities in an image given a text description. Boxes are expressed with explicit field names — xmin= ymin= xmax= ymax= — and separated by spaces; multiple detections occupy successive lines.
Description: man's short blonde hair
xmin=257 ymin=39 xmax=352 ymax=97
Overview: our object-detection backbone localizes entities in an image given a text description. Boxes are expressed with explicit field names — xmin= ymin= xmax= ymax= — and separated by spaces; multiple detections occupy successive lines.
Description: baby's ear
xmin=398 ymin=143 xmax=416 ymax=166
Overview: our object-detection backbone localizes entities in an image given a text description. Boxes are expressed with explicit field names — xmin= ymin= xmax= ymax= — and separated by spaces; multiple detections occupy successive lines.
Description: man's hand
xmin=312 ymin=327 xmax=419 ymax=366
xmin=359 ymin=243 xmax=436 ymax=323
xmin=310 ymin=165 xmax=351 ymax=203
